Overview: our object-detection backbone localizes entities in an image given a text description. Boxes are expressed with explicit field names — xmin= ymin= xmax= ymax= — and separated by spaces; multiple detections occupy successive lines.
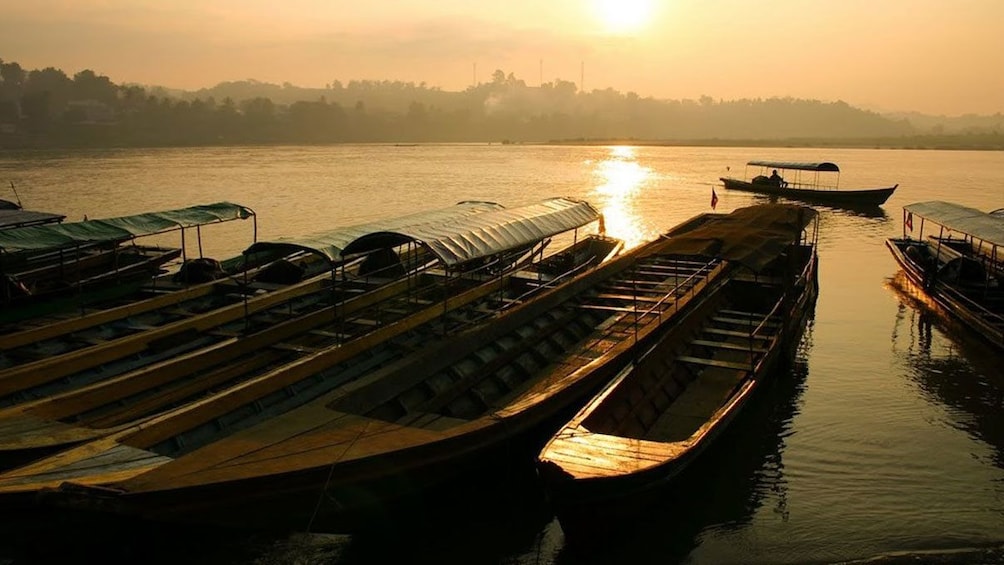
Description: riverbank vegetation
xmin=1 ymin=58 xmax=1002 ymax=150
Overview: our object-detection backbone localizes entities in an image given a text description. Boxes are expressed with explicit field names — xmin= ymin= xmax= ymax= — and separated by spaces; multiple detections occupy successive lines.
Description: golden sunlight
xmin=592 ymin=147 xmax=650 ymax=249
xmin=591 ymin=0 xmax=654 ymax=34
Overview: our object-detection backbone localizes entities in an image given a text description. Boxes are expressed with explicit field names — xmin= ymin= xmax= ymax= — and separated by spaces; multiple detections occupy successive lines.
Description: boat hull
xmin=886 ymin=238 xmax=1004 ymax=351
xmin=537 ymin=241 xmax=819 ymax=541
xmin=12 ymin=225 xmax=718 ymax=530
xmin=546 ymin=286 xmax=815 ymax=541
xmin=720 ymin=177 xmax=896 ymax=206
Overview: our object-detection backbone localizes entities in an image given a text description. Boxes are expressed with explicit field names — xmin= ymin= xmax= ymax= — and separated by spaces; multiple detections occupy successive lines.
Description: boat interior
xmin=0 ymin=234 xmax=620 ymax=456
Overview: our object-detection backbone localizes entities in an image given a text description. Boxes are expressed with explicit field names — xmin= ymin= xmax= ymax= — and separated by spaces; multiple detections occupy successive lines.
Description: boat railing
xmin=625 ymin=256 xmax=721 ymax=343
xmin=741 ymin=246 xmax=816 ymax=371
xmin=505 ymin=250 xmax=603 ymax=305
xmin=936 ymin=276 xmax=1004 ymax=329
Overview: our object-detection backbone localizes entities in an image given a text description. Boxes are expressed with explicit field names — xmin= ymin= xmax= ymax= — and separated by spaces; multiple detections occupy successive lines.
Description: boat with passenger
xmin=535 ymin=203 xmax=818 ymax=541
xmin=885 ymin=201 xmax=1004 ymax=351
xmin=0 ymin=198 xmax=616 ymax=463
xmin=719 ymin=160 xmax=897 ymax=206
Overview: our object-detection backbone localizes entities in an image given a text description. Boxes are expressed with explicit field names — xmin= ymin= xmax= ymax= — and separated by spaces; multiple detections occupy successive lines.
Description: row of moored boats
xmin=0 ymin=194 xmax=822 ymax=540
xmin=4 ymin=179 xmax=998 ymax=542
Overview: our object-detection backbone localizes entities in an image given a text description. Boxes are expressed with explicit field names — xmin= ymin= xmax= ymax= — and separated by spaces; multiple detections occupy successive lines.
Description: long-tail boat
xmin=0 ymin=191 xmax=65 ymax=231
xmin=536 ymin=204 xmax=819 ymax=541
xmin=0 ymin=202 xmax=258 ymax=323
xmin=0 ymin=200 xmax=503 ymax=353
xmin=0 ymin=205 xmax=771 ymax=532
xmin=0 ymin=198 xmax=614 ymax=464
xmin=886 ymin=201 xmax=1004 ymax=351
xmin=719 ymin=160 xmax=897 ymax=207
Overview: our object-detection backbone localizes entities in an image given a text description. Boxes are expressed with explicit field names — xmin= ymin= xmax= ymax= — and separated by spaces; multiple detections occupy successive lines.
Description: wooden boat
xmin=0 ymin=205 xmax=755 ymax=530
xmin=886 ymin=201 xmax=1004 ymax=351
xmin=0 ymin=198 xmax=597 ymax=399
xmin=0 ymin=200 xmax=503 ymax=344
xmin=0 ymin=197 xmax=65 ymax=231
xmin=0 ymin=199 xmax=613 ymax=462
xmin=720 ymin=160 xmax=896 ymax=206
xmin=536 ymin=204 xmax=819 ymax=540
xmin=0 ymin=202 xmax=258 ymax=323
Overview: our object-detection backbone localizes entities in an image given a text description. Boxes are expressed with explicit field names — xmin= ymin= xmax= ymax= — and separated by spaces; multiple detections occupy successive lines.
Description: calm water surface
xmin=2 ymin=145 xmax=1004 ymax=564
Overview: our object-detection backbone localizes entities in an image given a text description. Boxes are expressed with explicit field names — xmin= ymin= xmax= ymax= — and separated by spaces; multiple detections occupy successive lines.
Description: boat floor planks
xmin=535 ymin=204 xmax=820 ymax=539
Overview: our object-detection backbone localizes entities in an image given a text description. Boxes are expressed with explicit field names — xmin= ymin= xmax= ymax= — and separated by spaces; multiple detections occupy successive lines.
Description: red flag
xmin=711 ymin=187 xmax=719 ymax=210
xmin=905 ymin=211 xmax=913 ymax=230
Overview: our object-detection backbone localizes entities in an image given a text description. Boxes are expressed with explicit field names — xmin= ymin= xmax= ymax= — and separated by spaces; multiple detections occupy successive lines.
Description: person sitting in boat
xmin=769 ymin=169 xmax=788 ymax=188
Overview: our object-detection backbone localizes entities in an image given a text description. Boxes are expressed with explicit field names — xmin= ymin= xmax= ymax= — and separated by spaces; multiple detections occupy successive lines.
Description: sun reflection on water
xmin=591 ymin=146 xmax=650 ymax=249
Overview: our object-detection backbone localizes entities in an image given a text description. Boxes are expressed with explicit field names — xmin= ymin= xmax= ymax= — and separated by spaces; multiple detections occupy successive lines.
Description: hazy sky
xmin=4 ymin=0 xmax=1003 ymax=115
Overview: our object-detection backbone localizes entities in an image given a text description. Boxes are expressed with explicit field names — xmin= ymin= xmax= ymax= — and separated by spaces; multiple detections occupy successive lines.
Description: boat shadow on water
xmin=0 ymin=452 xmax=557 ymax=565
xmin=552 ymin=323 xmax=815 ymax=564
xmin=887 ymin=273 xmax=1004 ymax=469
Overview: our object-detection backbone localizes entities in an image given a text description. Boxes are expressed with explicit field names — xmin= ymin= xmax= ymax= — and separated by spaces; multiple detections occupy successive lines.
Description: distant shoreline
xmin=543 ymin=136 xmax=1004 ymax=151
xmin=3 ymin=136 xmax=1002 ymax=152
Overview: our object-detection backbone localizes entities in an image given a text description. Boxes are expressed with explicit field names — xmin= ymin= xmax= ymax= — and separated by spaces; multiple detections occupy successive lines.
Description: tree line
xmin=1 ymin=58 xmax=1001 ymax=149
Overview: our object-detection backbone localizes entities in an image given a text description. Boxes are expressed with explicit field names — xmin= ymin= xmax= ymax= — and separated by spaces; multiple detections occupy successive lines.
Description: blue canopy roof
xmin=748 ymin=161 xmax=840 ymax=172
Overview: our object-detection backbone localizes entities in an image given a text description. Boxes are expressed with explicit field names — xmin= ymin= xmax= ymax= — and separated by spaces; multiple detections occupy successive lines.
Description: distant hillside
xmin=2 ymin=58 xmax=1001 ymax=149
xmin=883 ymin=111 xmax=1004 ymax=134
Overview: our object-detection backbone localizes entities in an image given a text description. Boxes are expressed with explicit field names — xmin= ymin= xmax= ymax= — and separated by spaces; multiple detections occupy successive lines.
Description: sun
xmin=591 ymin=0 xmax=654 ymax=34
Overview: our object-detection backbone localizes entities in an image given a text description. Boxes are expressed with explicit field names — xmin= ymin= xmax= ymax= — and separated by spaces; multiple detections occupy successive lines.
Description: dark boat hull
xmin=886 ymin=238 xmax=1004 ymax=351
xmin=538 ymin=210 xmax=819 ymax=537
xmin=720 ymin=177 xmax=896 ymax=206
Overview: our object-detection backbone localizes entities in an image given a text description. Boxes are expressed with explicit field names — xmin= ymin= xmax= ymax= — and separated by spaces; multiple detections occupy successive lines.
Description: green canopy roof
xmin=242 ymin=201 xmax=505 ymax=265
xmin=0 ymin=209 xmax=66 ymax=230
xmin=0 ymin=202 xmax=255 ymax=254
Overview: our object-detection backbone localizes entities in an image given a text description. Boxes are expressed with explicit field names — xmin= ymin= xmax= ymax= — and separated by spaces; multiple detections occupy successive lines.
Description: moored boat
xmin=535 ymin=204 xmax=819 ymax=541
xmin=885 ymin=201 xmax=1004 ymax=351
xmin=0 ymin=198 xmax=613 ymax=463
xmin=0 ymin=183 xmax=65 ymax=231
xmin=0 ymin=205 xmax=747 ymax=531
xmin=719 ymin=160 xmax=896 ymax=207
xmin=0 ymin=202 xmax=257 ymax=323
xmin=0 ymin=201 xmax=64 ymax=231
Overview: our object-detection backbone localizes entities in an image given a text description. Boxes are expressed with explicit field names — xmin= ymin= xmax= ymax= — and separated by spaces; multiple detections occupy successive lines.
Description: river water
xmin=1 ymin=145 xmax=1003 ymax=564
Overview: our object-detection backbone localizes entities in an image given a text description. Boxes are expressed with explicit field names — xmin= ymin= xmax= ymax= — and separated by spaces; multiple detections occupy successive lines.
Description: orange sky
xmin=4 ymin=0 xmax=1003 ymax=115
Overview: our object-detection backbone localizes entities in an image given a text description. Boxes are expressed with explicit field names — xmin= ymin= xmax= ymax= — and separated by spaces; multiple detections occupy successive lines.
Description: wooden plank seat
xmin=689 ymin=339 xmax=768 ymax=353
xmin=703 ymin=327 xmax=772 ymax=339
xmin=677 ymin=355 xmax=752 ymax=372
xmin=711 ymin=315 xmax=778 ymax=327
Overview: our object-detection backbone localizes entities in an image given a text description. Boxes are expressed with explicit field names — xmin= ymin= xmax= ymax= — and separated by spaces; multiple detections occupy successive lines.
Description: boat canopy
xmin=0 ymin=209 xmax=66 ymax=230
xmin=904 ymin=201 xmax=1004 ymax=248
xmin=651 ymin=204 xmax=818 ymax=272
xmin=748 ymin=161 xmax=840 ymax=172
xmin=0 ymin=202 xmax=255 ymax=254
xmin=242 ymin=201 xmax=504 ymax=265
xmin=343 ymin=197 xmax=600 ymax=267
